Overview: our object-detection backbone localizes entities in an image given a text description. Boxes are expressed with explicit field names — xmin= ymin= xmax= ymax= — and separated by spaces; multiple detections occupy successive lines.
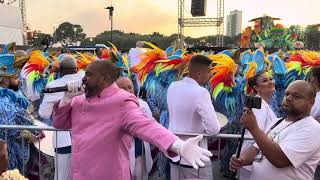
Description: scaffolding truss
xmin=178 ymin=0 xmax=224 ymax=47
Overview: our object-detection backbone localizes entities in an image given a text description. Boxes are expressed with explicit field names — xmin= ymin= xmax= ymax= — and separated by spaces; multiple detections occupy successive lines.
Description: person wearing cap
xmin=0 ymin=53 xmax=38 ymax=172
xmin=52 ymin=60 xmax=213 ymax=180
xmin=38 ymin=55 xmax=83 ymax=180
xmin=167 ymin=55 xmax=221 ymax=179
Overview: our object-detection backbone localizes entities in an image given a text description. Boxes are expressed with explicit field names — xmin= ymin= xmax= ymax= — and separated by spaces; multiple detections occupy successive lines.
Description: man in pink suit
xmin=52 ymin=60 xmax=212 ymax=180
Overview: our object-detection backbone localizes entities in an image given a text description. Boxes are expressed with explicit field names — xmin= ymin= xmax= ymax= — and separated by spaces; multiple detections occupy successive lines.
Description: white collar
xmin=60 ymin=73 xmax=80 ymax=79
xmin=183 ymin=77 xmax=199 ymax=86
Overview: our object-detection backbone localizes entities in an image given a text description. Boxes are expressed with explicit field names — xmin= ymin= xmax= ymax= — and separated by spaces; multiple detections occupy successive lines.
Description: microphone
xmin=42 ymin=86 xmax=68 ymax=93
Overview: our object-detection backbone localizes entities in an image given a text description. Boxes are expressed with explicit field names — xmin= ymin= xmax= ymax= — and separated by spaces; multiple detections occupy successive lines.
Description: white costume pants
xmin=170 ymin=163 xmax=213 ymax=180
xmin=54 ymin=153 xmax=71 ymax=180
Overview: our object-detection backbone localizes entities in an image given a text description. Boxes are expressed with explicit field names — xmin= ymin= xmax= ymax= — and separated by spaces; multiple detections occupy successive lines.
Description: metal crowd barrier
xmin=1 ymin=124 xmax=66 ymax=180
xmin=0 ymin=125 xmax=254 ymax=180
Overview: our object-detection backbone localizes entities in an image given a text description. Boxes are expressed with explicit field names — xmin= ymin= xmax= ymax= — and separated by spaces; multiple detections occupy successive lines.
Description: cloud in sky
xmin=25 ymin=0 xmax=319 ymax=37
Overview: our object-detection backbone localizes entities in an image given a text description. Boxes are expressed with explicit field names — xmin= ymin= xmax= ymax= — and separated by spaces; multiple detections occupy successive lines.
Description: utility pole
xmin=73 ymin=26 xmax=77 ymax=45
xmin=105 ymin=4 xmax=114 ymax=43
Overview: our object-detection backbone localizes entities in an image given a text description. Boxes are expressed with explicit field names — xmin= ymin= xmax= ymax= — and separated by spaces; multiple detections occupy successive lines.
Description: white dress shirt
xmin=128 ymin=48 xmax=146 ymax=68
xmin=167 ymin=77 xmax=220 ymax=135
xmin=129 ymin=98 xmax=154 ymax=176
xmin=311 ymin=91 xmax=320 ymax=121
xmin=38 ymin=73 xmax=84 ymax=148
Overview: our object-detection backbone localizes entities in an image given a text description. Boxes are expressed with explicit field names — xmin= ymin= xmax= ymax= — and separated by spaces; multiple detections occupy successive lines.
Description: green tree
xmin=54 ymin=22 xmax=86 ymax=46
xmin=34 ymin=33 xmax=53 ymax=47
xmin=305 ymin=25 xmax=320 ymax=50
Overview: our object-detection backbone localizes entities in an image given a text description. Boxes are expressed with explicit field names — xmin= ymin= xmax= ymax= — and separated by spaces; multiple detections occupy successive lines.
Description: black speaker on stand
xmin=191 ymin=0 xmax=207 ymax=17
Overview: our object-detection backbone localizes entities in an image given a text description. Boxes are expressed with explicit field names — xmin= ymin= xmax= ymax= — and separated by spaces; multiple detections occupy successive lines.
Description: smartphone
xmin=245 ymin=95 xmax=262 ymax=109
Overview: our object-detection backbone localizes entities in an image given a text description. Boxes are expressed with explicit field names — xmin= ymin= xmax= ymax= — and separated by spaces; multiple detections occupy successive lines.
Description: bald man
xmin=116 ymin=77 xmax=152 ymax=117
xmin=53 ymin=60 xmax=213 ymax=180
xmin=116 ymin=77 xmax=153 ymax=180
xmin=230 ymin=80 xmax=320 ymax=180
xmin=39 ymin=55 xmax=83 ymax=180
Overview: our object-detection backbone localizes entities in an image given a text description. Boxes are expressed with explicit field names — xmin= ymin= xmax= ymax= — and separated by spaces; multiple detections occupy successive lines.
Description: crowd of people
xmin=0 ymin=41 xmax=320 ymax=180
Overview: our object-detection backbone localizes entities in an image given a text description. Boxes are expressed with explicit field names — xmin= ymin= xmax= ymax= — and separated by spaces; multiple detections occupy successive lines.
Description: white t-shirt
xmin=311 ymin=92 xmax=320 ymax=121
xmin=241 ymin=98 xmax=277 ymax=172
xmin=250 ymin=116 xmax=320 ymax=180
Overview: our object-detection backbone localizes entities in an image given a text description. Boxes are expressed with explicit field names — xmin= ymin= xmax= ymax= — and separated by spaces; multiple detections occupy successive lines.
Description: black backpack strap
xmin=269 ymin=117 xmax=286 ymax=130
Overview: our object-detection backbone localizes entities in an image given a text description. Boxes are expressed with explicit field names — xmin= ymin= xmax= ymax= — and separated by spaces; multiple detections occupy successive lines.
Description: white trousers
xmin=170 ymin=163 xmax=213 ymax=180
xmin=54 ymin=153 xmax=71 ymax=180
xmin=133 ymin=157 xmax=149 ymax=180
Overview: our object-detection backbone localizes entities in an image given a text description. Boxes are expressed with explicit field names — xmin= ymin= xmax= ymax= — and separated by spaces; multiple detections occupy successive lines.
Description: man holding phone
xmin=230 ymin=80 xmax=320 ymax=180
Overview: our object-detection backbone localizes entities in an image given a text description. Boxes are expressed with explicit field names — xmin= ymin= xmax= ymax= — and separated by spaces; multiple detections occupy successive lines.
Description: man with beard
xmin=0 ymin=53 xmax=38 ymax=173
xmin=52 ymin=60 xmax=213 ymax=180
xmin=230 ymin=80 xmax=320 ymax=180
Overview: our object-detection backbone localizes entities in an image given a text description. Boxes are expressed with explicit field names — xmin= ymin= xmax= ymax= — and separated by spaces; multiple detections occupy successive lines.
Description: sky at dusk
xmin=23 ymin=0 xmax=320 ymax=37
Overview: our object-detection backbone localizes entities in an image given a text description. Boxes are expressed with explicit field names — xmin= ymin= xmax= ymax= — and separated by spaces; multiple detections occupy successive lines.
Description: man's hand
xmin=229 ymin=154 xmax=245 ymax=171
xmin=170 ymin=135 xmax=212 ymax=169
xmin=29 ymin=131 xmax=45 ymax=143
xmin=29 ymin=134 xmax=41 ymax=143
xmin=240 ymin=108 xmax=259 ymax=132
xmin=59 ymin=81 xmax=84 ymax=107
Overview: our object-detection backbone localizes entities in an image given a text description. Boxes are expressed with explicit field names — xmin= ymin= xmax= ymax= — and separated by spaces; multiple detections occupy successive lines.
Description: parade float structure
xmin=0 ymin=0 xmax=27 ymax=45
xmin=240 ymin=15 xmax=303 ymax=50
xmin=0 ymin=4 xmax=24 ymax=45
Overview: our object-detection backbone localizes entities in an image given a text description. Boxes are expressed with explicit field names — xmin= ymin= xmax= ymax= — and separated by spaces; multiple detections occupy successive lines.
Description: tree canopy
xmin=54 ymin=22 xmax=86 ymax=46
xmin=81 ymin=30 xmax=240 ymax=51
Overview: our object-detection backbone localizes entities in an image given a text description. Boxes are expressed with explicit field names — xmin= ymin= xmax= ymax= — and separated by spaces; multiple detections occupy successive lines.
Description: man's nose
xmin=286 ymin=94 xmax=294 ymax=102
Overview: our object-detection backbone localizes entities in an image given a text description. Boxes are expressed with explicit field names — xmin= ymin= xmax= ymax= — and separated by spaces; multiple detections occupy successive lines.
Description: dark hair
xmin=310 ymin=66 xmax=320 ymax=84
xmin=138 ymin=86 xmax=147 ymax=100
xmin=248 ymin=71 xmax=265 ymax=93
xmin=190 ymin=55 xmax=212 ymax=66
xmin=95 ymin=48 xmax=103 ymax=58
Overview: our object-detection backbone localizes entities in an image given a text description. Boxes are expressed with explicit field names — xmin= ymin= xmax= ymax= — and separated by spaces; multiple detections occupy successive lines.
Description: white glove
xmin=170 ymin=135 xmax=212 ymax=169
xmin=59 ymin=81 xmax=84 ymax=107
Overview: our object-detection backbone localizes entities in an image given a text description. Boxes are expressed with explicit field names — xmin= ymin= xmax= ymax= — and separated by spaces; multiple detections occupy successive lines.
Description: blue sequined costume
xmin=0 ymin=88 xmax=32 ymax=172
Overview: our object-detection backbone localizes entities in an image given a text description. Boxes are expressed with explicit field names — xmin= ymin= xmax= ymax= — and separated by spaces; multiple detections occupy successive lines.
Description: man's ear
xmin=3 ymin=78 xmax=10 ymax=84
xmin=253 ymin=85 xmax=259 ymax=93
xmin=196 ymin=72 xmax=201 ymax=77
xmin=104 ymin=74 xmax=111 ymax=81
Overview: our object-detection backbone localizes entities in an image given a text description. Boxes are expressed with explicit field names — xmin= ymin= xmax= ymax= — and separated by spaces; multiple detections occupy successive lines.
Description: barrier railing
xmin=0 ymin=125 xmax=254 ymax=180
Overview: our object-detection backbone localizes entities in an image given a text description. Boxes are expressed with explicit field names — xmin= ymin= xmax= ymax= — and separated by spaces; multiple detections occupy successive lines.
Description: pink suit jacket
xmin=53 ymin=83 xmax=177 ymax=180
